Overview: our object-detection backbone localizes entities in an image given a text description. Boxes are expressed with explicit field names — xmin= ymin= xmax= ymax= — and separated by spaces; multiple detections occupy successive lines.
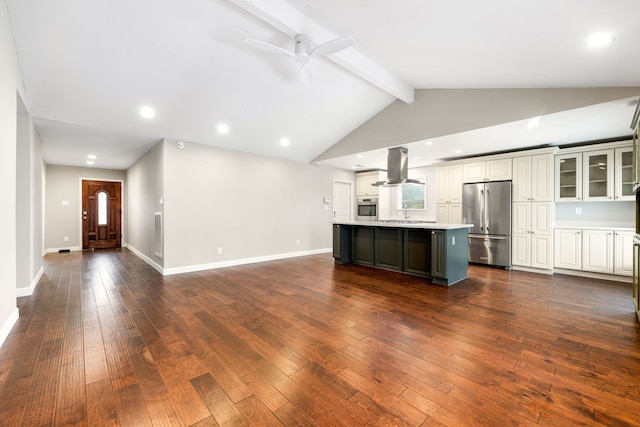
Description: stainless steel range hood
xmin=372 ymin=147 xmax=424 ymax=186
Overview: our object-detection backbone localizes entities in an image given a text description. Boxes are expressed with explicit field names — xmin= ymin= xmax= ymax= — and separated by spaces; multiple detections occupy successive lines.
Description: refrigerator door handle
xmin=469 ymin=235 xmax=507 ymax=240
xmin=484 ymin=188 xmax=490 ymax=232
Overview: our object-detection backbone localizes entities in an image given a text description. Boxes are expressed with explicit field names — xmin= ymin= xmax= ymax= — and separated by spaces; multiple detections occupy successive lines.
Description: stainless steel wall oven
xmin=356 ymin=197 xmax=378 ymax=221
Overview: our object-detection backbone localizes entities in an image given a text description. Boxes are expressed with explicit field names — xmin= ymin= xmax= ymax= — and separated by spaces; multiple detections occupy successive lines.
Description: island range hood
xmin=372 ymin=147 xmax=424 ymax=186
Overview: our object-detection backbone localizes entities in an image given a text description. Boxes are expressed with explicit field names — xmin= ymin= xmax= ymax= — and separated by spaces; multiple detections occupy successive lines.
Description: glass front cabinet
xmin=555 ymin=143 xmax=633 ymax=202
xmin=555 ymin=153 xmax=582 ymax=202
xmin=583 ymin=149 xmax=614 ymax=201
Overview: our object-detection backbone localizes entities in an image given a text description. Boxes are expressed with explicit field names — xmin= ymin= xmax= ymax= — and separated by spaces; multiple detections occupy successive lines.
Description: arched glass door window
xmin=98 ymin=192 xmax=107 ymax=225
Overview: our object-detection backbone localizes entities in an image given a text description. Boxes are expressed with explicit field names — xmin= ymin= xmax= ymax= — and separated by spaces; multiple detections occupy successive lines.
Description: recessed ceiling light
xmin=425 ymin=141 xmax=432 ymax=145
xmin=413 ymin=157 xmax=420 ymax=160
xmin=527 ymin=117 xmax=540 ymax=129
xmin=587 ymin=32 xmax=615 ymax=47
xmin=87 ymin=154 xmax=96 ymax=159
xmin=454 ymin=150 xmax=462 ymax=154
xmin=357 ymin=154 xmax=363 ymax=159
xmin=140 ymin=106 xmax=155 ymax=119
xmin=280 ymin=138 xmax=290 ymax=147
xmin=86 ymin=161 xmax=94 ymax=165
xmin=217 ymin=123 xmax=230 ymax=134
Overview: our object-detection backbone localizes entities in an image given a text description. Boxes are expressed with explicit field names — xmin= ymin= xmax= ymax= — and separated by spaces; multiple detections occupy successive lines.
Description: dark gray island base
xmin=333 ymin=221 xmax=471 ymax=286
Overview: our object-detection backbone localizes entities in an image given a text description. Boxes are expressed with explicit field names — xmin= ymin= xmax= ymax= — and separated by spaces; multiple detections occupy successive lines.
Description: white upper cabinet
xmin=614 ymin=146 xmax=634 ymax=201
xmin=555 ymin=153 xmax=582 ymax=202
xmin=355 ymin=171 xmax=385 ymax=197
xmin=513 ymin=154 xmax=553 ymax=202
xmin=583 ymin=149 xmax=614 ymax=201
xmin=555 ymin=142 xmax=633 ymax=202
xmin=436 ymin=164 xmax=463 ymax=204
xmin=462 ymin=158 xmax=512 ymax=183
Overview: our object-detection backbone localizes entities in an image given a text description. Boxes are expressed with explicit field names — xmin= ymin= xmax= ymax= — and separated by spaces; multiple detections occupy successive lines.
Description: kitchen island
xmin=333 ymin=221 xmax=472 ymax=286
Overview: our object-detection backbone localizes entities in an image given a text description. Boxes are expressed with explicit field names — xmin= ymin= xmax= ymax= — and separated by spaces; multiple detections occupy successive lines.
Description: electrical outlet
xmin=63 ymin=236 xmax=69 ymax=242
xmin=296 ymin=240 xmax=300 ymax=246
xmin=452 ymin=236 xmax=455 ymax=245
xmin=217 ymin=247 xmax=222 ymax=255
xmin=575 ymin=207 xmax=582 ymax=215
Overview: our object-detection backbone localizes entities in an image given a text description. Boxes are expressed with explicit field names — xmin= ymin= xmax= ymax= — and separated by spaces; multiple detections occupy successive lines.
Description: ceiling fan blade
xmin=300 ymin=63 xmax=313 ymax=86
xmin=309 ymin=35 xmax=354 ymax=57
xmin=245 ymin=38 xmax=294 ymax=56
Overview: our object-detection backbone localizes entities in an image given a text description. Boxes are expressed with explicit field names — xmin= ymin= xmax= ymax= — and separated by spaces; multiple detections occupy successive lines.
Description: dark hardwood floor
xmin=1 ymin=249 xmax=639 ymax=426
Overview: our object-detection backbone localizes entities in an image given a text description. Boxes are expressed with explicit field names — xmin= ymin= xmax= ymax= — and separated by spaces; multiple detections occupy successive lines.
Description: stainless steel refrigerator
xmin=462 ymin=181 xmax=512 ymax=268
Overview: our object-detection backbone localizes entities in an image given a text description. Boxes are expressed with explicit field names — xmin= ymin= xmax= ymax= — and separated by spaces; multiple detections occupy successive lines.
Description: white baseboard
xmin=553 ymin=268 xmax=632 ymax=283
xmin=0 ymin=308 xmax=19 ymax=350
xmin=44 ymin=246 xmax=82 ymax=254
xmin=127 ymin=246 xmax=331 ymax=276
xmin=126 ymin=245 xmax=164 ymax=275
xmin=16 ymin=266 xmax=44 ymax=297
xmin=512 ymin=265 xmax=554 ymax=275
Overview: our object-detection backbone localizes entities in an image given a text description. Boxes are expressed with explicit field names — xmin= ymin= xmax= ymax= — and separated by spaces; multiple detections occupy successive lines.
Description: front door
xmin=82 ymin=180 xmax=122 ymax=249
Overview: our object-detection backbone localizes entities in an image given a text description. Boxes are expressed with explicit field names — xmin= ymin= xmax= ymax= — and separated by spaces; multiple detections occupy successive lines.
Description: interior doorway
xmin=82 ymin=180 xmax=122 ymax=249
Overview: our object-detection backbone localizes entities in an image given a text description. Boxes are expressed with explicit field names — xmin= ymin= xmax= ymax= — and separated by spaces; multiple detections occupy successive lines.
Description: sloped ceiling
xmin=5 ymin=0 xmax=640 ymax=170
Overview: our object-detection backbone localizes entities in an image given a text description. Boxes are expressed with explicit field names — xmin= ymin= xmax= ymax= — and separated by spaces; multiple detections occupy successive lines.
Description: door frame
xmin=78 ymin=177 xmax=125 ymax=249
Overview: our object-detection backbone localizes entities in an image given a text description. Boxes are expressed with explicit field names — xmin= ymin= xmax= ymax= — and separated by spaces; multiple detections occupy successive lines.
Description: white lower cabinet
xmin=512 ymin=202 xmax=553 ymax=269
xmin=436 ymin=203 xmax=461 ymax=224
xmin=554 ymin=228 xmax=582 ymax=270
xmin=554 ymin=228 xmax=633 ymax=276
xmin=614 ymin=230 xmax=634 ymax=276
xmin=582 ymin=229 xmax=613 ymax=274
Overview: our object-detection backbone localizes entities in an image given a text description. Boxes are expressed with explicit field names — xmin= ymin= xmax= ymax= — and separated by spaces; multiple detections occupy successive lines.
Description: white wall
xmin=15 ymin=103 xmax=44 ymax=296
xmin=125 ymin=140 xmax=164 ymax=269
xmin=160 ymin=139 xmax=353 ymax=271
xmin=44 ymin=165 xmax=126 ymax=251
xmin=0 ymin=0 xmax=26 ymax=346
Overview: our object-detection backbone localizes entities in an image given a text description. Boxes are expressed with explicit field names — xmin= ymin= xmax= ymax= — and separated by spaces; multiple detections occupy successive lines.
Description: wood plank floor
xmin=1 ymin=249 xmax=640 ymax=426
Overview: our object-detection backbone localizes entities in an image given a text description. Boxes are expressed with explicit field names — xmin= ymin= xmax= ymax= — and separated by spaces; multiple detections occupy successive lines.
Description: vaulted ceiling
xmin=6 ymin=0 xmax=640 ymax=170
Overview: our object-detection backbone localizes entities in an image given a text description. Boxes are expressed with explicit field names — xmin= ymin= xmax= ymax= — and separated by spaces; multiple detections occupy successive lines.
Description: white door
xmin=333 ymin=180 xmax=353 ymax=222
xmin=512 ymin=234 xmax=531 ymax=267
xmin=554 ymin=229 xmax=582 ymax=270
xmin=614 ymin=231 xmax=634 ymax=276
xmin=582 ymin=229 xmax=613 ymax=274
xmin=531 ymin=234 xmax=552 ymax=270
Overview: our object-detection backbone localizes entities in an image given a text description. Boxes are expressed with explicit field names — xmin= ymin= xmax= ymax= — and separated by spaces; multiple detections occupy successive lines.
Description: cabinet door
xmin=436 ymin=204 xmax=450 ymax=223
xmin=436 ymin=167 xmax=449 ymax=204
xmin=512 ymin=233 xmax=531 ymax=267
xmin=512 ymin=157 xmax=531 ymax=202
xmin=583 ymin=149 xmax=614 ymax=201
xmin=582 ymin=229 xmax=613 ymax=274
xmin=531 ymin=154 xmax=553 ymax=201
xmin=448 ymin=164 xmax=463 ymax=204
xmin=531 ymin=234 xmax=552 ymax=270
xmin=356 ymin=172 xmax=379 ymax=197
xmin=555 ymin=154 xmax=582 ymax=202
xmin=554 ymin=229 xmax=582 ymax=270
xmin=512 ymin=202 xmax=531 ymax=234
xmin=462 ymin=162 xmax=485 ymax=183
xmin=486 ymin=158 xmax=512 ymax=181
xmin=614 ymin=231 xmax=634 ymax=276
xmin=615 ymin=147 xmax=634 ymax=201
xmin=352 ymin=227 xmax=375 ymax=266
xmin=531 ymin=202 xmax=553 ymax=235
xmin=431 ymin=230 xmax=446 ymax=278
xmin=449 ymin=203 xmax=462 ymax=224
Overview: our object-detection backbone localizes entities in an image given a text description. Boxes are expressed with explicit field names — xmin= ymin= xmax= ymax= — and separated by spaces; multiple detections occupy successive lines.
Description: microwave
xmin=357 ymin=197 xmax=378 ymax=221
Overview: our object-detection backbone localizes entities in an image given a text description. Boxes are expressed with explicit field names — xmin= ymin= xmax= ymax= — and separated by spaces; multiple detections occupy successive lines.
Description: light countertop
xmin=333 ymin=220 xmax=473 ymax=230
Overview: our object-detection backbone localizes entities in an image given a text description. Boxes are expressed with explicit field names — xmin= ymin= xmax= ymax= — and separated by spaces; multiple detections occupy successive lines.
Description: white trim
xmin=0 ymin=308 xmax=20 ymax=350
xmin=553 ymin=268 xmax=632 ymax=283
xmin=16 ymin=266 xmax=44 ymax=297
xmin=44 ymin=246 xmax=82 ymax=254
xmin=512 ymin=265 xmax=554 ymax=275
xmin=127 ymin=246 xmax=331 ymax=276
xmin=126 ymin=245 xmax=164 ymax=275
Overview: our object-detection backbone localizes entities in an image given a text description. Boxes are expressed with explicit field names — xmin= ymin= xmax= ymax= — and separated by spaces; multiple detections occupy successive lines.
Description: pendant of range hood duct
xmin=372 ymin=147 xmax=424 ymax=186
